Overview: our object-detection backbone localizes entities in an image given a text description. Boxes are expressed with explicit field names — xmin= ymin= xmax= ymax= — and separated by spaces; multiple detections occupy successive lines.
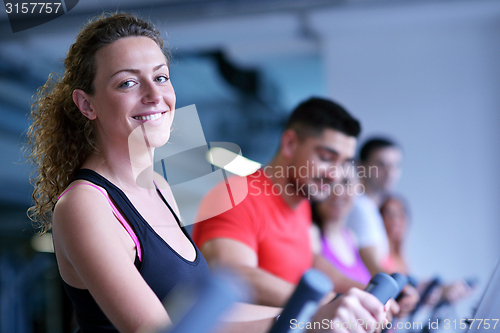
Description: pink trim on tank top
xmin=57 ymin=183 xmax=142 ymax=261
xmin=321 ymin=229 xmax=371 ymax=285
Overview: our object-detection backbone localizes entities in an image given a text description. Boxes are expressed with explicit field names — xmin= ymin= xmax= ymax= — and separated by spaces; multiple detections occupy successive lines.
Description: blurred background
xmin=1 ymin=0 xmax=499 ymax=331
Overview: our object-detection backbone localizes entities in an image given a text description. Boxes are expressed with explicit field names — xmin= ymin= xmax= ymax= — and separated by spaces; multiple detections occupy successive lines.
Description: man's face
xmin=288 ymin=128 xmax=357 ymax=202
xmin=364 ymin=146 xmax=402 ymax=192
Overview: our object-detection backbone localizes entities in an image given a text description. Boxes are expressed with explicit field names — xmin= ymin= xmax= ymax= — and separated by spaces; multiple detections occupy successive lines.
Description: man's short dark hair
xmin=285 ymin=97 xmax=361 ymax=140
xmin=359 ymin=137 xmax=399 ymax=163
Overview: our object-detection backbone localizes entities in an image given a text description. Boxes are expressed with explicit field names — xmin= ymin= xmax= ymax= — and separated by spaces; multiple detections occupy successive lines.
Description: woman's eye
xmin=120 ymin=80 xmax=136 ymax=88
xmin=156 ymin=75 xmax=170 ymax=83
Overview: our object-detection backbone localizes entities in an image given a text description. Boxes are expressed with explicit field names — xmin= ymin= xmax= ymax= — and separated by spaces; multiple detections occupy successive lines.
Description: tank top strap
xmin=154 ymin=182 xmax=182 ymax=226
xmin=60 ymin=169 xmax=142 ymax=261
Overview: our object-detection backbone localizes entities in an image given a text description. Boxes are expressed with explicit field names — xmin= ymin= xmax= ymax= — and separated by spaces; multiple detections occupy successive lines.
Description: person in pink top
xmin=380 ymin=195 xmax=474 ymax=305
xmin=311 ymin=174 xmax=371 ymax=286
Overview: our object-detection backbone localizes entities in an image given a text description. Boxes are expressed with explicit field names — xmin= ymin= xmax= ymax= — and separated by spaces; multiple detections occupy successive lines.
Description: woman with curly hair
xmin=27 ymin=13 xmax=210 ymax=332
xmin=27 ymin=12 xmax=389 ymax=333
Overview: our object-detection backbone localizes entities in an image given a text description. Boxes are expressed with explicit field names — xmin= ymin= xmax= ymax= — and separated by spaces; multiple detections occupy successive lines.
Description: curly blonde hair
xmin=27 ymin=13 xmax=168 ymax=233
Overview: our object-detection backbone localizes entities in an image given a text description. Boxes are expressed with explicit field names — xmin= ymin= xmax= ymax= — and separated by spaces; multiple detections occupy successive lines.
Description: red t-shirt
xmin=192 ymin=169 xmax=313 ymax=284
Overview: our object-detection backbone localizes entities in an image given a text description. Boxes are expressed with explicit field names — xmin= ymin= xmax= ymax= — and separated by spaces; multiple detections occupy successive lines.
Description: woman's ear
xmin=280 ymin=128 xmax=299 ymax=159
xmin=72 ymin=89 xmax=96 ymax=120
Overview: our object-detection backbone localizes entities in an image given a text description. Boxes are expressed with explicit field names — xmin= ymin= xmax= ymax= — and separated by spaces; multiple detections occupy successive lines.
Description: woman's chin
xmin=149 ymin=132 xmax=171 ymax=148
xmin=128 ymin=123 xmax=171 ymax=148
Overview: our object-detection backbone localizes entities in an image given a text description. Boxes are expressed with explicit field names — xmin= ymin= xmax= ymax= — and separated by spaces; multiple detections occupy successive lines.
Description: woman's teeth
xmin=133 ymin=112 xmax=163 ymax=121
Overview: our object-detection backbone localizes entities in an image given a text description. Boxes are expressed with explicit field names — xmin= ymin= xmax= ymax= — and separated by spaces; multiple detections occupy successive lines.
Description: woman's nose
xmin=142 ymin=82 xmax=162 ymax=105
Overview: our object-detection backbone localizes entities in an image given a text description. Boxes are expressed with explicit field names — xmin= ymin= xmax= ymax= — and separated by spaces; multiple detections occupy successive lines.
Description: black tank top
xmin=60 ymin=169 xmax=210 ymax=332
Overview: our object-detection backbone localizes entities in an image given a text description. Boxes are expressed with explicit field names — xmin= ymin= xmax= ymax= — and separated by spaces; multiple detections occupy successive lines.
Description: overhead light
xmin=31 ymin=233 xmax=54 ymax=253
xmin=207 ymin=147 xmax=261 ymax=177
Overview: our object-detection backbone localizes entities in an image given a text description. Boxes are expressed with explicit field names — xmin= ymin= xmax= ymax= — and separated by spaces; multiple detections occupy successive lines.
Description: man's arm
xmin=200 ymin=238 xmax=295 ymax=307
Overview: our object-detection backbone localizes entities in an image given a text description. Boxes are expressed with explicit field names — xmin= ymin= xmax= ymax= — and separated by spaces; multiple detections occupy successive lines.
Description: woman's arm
xmin=53 ymin=184 xmax=170 ymax=333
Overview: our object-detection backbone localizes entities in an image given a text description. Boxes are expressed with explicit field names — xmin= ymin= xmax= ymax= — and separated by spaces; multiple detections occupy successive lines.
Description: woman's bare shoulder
xmin=51 ymin=178 xmax=141 ymax=265
xmin=52 ymin=180 xmax=169 ymax=332
xmin=53 ymin=180 xmax=111 ymax=228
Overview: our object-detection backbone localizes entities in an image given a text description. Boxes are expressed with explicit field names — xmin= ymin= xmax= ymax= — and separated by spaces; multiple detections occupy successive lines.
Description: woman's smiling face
xmin=87 ymin=36 xmax=176 ymax=148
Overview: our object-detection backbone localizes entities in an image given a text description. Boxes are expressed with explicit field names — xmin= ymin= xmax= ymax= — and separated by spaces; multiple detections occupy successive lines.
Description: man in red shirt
xmin=192 ymin=97 xmax=368 ymax=307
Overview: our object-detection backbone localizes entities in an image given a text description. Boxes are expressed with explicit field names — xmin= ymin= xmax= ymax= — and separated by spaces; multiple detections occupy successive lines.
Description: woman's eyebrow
xmin=153 ymin=64 xmax=167 ymax=71
xmin=110 ymin=64 xmax=167 ymax=78
xmin=110 ymin=68 xmax=139 ymax=78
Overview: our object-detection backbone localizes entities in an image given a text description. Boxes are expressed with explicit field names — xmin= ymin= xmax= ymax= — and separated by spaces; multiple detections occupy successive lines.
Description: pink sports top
xmin=321 ymin=229 xmax=371 ymax=285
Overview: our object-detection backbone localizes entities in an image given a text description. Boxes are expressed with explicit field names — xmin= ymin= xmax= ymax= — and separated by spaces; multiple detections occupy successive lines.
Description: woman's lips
xmin=132 ymin=111 xmax=167 ymax=122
